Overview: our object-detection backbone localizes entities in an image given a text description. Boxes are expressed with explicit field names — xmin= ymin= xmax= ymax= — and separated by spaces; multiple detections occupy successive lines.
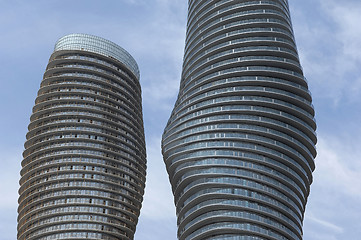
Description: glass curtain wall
xmin=162 ymin=1 xmax=317 ymax=240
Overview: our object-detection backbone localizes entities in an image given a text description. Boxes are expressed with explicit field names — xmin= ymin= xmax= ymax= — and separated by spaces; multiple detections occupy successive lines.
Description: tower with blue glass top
xmin=18 ymin=34 xmax=146 ymax=240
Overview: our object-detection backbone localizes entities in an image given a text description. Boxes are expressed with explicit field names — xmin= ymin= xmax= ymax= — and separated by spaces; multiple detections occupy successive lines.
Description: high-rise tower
xmin=18 ymin=34 xmax=146 ymax=240
xmin=162 ymin=1 xmax=316 ymax=240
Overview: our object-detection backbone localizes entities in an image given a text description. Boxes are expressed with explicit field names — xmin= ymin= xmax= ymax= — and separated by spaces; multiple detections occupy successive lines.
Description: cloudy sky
xmin=0 ymin=0 xmax=360 ymax=239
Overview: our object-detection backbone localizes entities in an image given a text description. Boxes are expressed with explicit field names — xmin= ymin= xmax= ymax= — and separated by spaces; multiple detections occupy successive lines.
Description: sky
xmin=0 ymin=0 xmax=360 ymax=239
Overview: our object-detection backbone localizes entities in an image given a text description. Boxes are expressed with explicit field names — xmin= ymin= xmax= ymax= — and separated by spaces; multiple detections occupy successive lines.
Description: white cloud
xmin=134 ymin=136 xmax=178 ymax=239
xmin=322 ymin=0 xmax=361 ymax=100
xmin=139 ymin=136 xmax=176 ymax=219
xmin=291 ymin=0 xmax=361 ymax=105
xmin=303 ymin=132 xmax=361 ymax=239
xmin=321 ymin=0 xmax=361 ymax=62
xmin=314 ymin=135 xmax=361 ymax=197
xmin=306 ymin=214 xmax=343 ymax=234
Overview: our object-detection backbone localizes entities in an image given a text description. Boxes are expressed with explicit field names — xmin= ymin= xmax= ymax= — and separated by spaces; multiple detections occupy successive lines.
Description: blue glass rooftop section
xmin=54 ymin=33 xmax=140 ymax=79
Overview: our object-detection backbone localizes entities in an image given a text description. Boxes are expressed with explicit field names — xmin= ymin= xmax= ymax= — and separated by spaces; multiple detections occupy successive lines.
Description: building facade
xmin=18 ymin=34 xmax=146 ymax=240
xmin=162 ymin=1 xmax=317 ymax=240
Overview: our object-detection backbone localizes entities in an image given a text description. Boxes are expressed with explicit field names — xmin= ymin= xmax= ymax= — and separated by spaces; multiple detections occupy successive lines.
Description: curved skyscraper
xmin=18 ymin=34 xmax=146 ymax=240
xmin=162 ymin=1 xmax=317 ymax=240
